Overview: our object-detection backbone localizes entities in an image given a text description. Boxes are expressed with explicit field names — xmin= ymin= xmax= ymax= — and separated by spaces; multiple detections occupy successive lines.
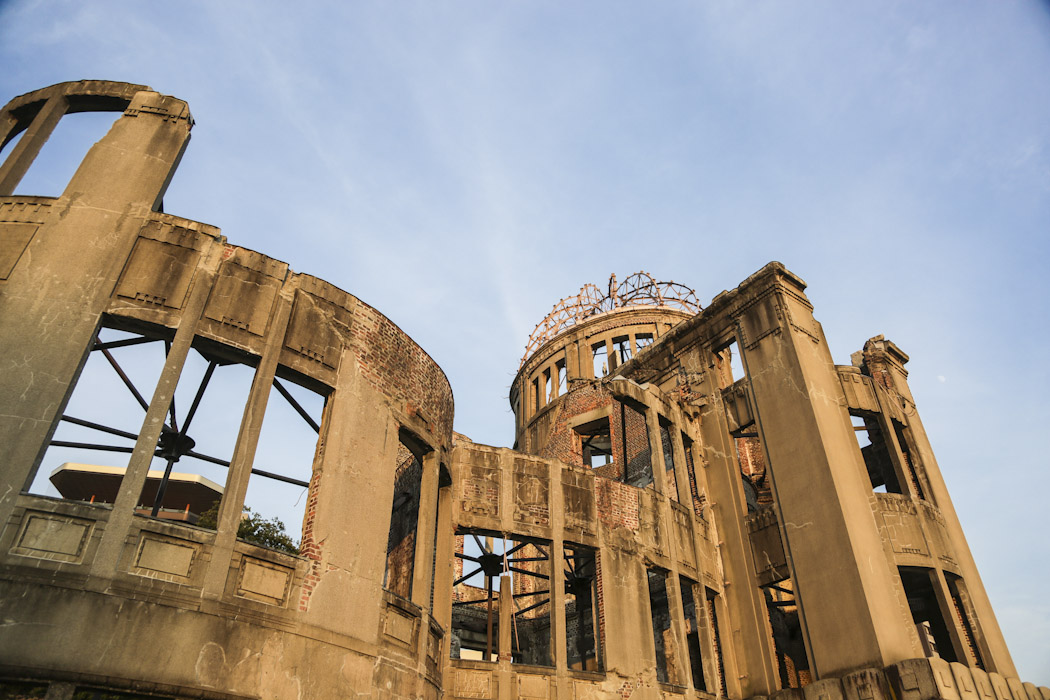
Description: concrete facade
xmin=0 ymin=82 xmax=1041 ymax=700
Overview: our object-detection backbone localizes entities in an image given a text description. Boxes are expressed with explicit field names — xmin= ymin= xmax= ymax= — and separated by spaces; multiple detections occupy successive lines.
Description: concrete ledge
xmin=842 ymin=667 xmax=892 ymax=700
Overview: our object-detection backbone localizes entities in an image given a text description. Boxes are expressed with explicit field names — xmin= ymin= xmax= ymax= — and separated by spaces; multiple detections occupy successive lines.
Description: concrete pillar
xmin=432 ymin=476 xmax=454 ymax=653
xmin=0 ymin=94 xmax=65 ymax=195
xmin=695 ymin=345 xmax=780 ymax=697
xmin=412 ymin=450 xmax=441 ymax=608
xmin=498 ymin=576 xmax=513 ymax=700
xmin=579 ymin=340 xmax=593 ymax=380
xmin=566 ymin=341 xmax=580 ymax=381
xmin=550 ymin=459 xmax=570 ymax=699
xmin=735 ymin=273 xmax=918 ymax=676
xmin=203 ymin=281 xmax=295 ymax=598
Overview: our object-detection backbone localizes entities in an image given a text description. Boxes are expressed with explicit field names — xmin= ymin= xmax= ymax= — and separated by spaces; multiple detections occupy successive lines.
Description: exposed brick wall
xmin=660 ymin=423 xmax=679 ymax=500
xmin=534 ymin=383 xmax=616 ymax=469
xmin=299 ymin=469 xmax=324 ymax=611
xmin=349 ymin=300 xmax=454 ymax=443
xmin=385 ymin=445 xmax=422 ymax=597
xmin=596 ymin=479 xmax=640 ymax=531
xmin=736 ymin=436 xmax=773 ymax=506
xmin=385 ymin=532 xmax=415 ymax=599
xmin=682 ymin=438 xmax=706 ymax=519
xmin=620 ymin=401 xmax=653 ymax=488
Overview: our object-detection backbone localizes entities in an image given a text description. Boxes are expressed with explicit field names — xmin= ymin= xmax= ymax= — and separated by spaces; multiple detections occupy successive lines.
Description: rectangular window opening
xmin=635 ymin=333 xmax=654 ymax=352
xmin=565 ymin=544 xmax=603 ymax=671
xmin=557 ymin=359 xmax=568 ymax=395
xmin=660 ymin=419 xmax=679 ymax=502
xmin=899 ymin=567 xmax=958 ymax=662
xmin=680 ymin=576 xmax=707 ymax=691
xmin=945 ymin=573 xmax=985 ymax=669
xmin=619 ymin=400 xmax=653 ymax=488
xmin=384 ymin=434 xmax=427 ymax=598
xmin=762 ymin=580 xmax=809 ymax=689
xmin=451 ymin=530 xmax=553 ymax=667
xmin=706 ymin=588 xmax=728 ymax=697
xmin=646 ymin=568 xmax=678 ymax=685
xmin=239 ymin=368 xmax=327 ymax=556
xmin=717 ymin=340 xmax=746 ymax=389
xmin=893 ymin=420 xmax=928 ymax=501
xmin=13 ymin=109 xmax=122 ymax=197
xmin=851 ymin=413 xmax=901 ymax=494
xmin=543 ymin=368 xmax=553 ymax=404
xmin=683 ymin=434 xmax=705 ymax=519
xmin=612 ymin=335 xmax=632 ymax=364
xmin=575 ymin=417 xmax=613 ymax=471
xmin=592 ymin=342 xmax=608 ymax=378
xmin=33 ymin=324 xmax=283 ymax=550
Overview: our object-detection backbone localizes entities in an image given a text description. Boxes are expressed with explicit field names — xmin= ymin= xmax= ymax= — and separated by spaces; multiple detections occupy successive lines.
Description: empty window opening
xmin=635 ymin=333 xmax=654 ymax=352
xmin=618 ymin=400 xmax=653 ymax=488
xmin=612 ymin=335 xmax=632 ymax=364
xmin=899 ymin=567 xmax=958 ymax=662
xmin=660 ymin=419 xmax=679 ymax=501
xmin=564 ymin=544 xmax=603 ymax=671
xmin=385 ymin=434 xmax=426 ymax=599
xmin=145 ymin=341 xmax=256 ymax=529
xmin=851 ymin=413 xmax=901 ymax=494
xmin=557 ymin=359 xmax=567 ymax=395
xmin=0 ymin=123 xmax=27 ymax=162
xmin=532 ymin=378 xmax=541 ymax=413
xmin=32 ymin=324 xmax=169 ymax=501
xmin=574 ymin=417 xmax=613 ymax=470
xmin=543 ymin=368 xmax=552 ymax=404
xmin=893 ymin=421 xmax=928 ymax=501
xmin=763 ymin=581 xmax=809 ymax=689
xmin=12 ymin=110 xmax=121 ymax=196
xmin=646 ymin=568 xmax=679 ymax=685
xmin=716 ymin=340 xmax=746 ymax=388
xmin=945 ymin=573 xmax=985 ymax=669
xmin=32 ymin=324 xmax=268 ymax=537
xmin=451 ymin=531 xmax=553 ymax=666
xmin=736 ymin=436 xmax=772 ymax=510
xmin=706 ymin=588 xmax=728 ymax=697
xmin=592 ymin=342 xmax=608 ymax=378
xmin=680 ymin=577 xmax=707 ymax=691
xmin=238 ymin=370 xmax=326 ymax=555
xmin=683 ymin=434 xmax=705 ymax=519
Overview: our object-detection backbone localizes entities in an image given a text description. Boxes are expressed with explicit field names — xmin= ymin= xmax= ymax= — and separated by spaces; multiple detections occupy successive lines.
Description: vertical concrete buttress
xmin=737 ymin=270 xmax=919 ymax=676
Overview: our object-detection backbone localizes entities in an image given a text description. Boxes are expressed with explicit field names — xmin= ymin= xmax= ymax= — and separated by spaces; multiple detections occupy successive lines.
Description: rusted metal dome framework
xmin=520 ymin=271 xmax=702 ymax=366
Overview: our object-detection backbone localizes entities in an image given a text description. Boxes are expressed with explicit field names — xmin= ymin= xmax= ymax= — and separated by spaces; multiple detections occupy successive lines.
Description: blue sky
xmin=2 ymin=0 xmax=1048 ymax=682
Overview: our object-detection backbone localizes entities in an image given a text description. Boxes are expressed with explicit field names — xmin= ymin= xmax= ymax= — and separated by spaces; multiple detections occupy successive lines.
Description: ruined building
xmin=0 ymin=81 xmax=1043 ymax=700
